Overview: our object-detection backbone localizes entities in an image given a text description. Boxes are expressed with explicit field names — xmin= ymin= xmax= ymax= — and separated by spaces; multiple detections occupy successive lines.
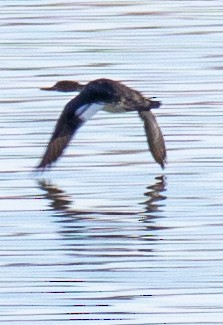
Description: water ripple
xmin=1 ymin=0 xmax=223 ymax=324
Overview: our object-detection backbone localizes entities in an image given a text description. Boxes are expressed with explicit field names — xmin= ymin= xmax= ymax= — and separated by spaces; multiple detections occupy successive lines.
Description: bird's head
xmin=40 ymin=80 xmax=84 ymax=92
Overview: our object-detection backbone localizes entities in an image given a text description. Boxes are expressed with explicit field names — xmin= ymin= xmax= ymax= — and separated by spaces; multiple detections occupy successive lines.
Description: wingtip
xmin=160 ymin=158 xmax=167 ymax=169
xmin=36 ymin=162 xmax=53 ymax=172
xmin=34 ymin=165 xmax=46 ymax=174
xmin=35 ymin=159 xmax=52 ymax=172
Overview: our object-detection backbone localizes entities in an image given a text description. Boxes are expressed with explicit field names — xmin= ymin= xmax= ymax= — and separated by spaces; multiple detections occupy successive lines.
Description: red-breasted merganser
xmin=37 ymin=78 xmax=166 ymax=170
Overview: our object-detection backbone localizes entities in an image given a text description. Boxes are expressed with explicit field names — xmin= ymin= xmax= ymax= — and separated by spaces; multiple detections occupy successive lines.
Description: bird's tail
xmin=150 ymin=99 xmax=161 ymax=109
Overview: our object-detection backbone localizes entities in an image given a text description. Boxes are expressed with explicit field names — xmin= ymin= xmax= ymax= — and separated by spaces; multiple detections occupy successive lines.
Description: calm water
xmin=1 ymin=1 xmax=223 ymax=324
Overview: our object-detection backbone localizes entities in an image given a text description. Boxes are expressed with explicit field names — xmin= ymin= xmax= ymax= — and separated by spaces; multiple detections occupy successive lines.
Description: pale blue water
xmin=1 ymin=1 xmax=223 ymax=324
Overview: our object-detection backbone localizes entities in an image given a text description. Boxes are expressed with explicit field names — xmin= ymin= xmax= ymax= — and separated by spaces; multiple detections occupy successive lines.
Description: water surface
xmin=1 ymin=1 xmax=223 ymax=324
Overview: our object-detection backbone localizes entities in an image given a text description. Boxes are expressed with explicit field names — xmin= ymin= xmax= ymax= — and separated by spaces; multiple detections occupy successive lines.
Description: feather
xmin=36 ymin=105 xmax=83 ymax=169
xmin=138 ymin=110 xmax=166 ymax=168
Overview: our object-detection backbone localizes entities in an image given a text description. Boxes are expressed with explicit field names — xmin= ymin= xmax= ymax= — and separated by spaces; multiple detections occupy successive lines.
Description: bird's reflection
xmin=38 ymin=176 xmax=167 ymax=249
xmin=39 ymin=179 xmax=72 ymax=212
xmin=38 ymin=175 xmax=167 ymax=218
xmin=139 ymin=175 xmax=167 ymax=232
xmin=141 ymin=175 xmax=166 ymax=214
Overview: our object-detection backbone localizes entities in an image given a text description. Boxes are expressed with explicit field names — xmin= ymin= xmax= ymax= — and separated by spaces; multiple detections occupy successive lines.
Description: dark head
xmin=40 ymin=80 xmax=85 ymax=92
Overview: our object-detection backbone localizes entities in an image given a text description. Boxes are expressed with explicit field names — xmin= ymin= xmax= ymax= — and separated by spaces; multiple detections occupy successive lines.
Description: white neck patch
xmin=76 ymin=103 xmax=104 ymax=122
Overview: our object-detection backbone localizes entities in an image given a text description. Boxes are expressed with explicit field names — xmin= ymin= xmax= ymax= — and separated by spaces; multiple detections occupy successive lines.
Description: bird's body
xmin=37 ymin=78 xmax=166 ymax=170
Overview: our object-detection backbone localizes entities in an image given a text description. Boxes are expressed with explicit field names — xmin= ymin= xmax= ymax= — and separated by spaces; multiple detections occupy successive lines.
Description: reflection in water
xmin=38 ymin=176 xmax=167 ymax=245
xmin=3 ymin=0 xmax=223 ymax=322
xmin=138 ymin=176 xmax=167 ymax=236
xmin=142 ymin=175 xmax=166 ymax=214
xmin=38 ymin=176 xmax=167 ymax=219
xmin=36 ymin=177 xmax=168 ymax=324
xmin=38 ymin=179 xmax=73 ymax=212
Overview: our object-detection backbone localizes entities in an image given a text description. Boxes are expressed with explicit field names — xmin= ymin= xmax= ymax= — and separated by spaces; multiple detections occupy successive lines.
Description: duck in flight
xmin=37 ymin=78 xmax=166 ymax=170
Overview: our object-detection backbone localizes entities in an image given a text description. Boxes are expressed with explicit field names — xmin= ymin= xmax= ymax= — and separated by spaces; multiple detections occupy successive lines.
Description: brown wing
xmin=37 ymin=83 xmax=110 ymax=171
xmin=138 ymin=110 xmax=166 ymax=168
xmin=36 ymin=105 xmax=83 ymax=170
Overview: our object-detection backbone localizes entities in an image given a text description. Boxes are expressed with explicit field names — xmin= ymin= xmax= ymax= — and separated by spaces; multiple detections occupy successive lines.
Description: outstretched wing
xmin=138 ymin=110 xmax=166 ymax=168
xmin=36 ymin=105 xmax=83 ymax=170
xmin=36 ymin=96 xmax=103 ymax=170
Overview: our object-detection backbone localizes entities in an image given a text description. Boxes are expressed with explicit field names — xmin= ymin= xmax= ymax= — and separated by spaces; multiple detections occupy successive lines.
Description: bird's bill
xmin=40 ymin=86 xmax=57 ymax=91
